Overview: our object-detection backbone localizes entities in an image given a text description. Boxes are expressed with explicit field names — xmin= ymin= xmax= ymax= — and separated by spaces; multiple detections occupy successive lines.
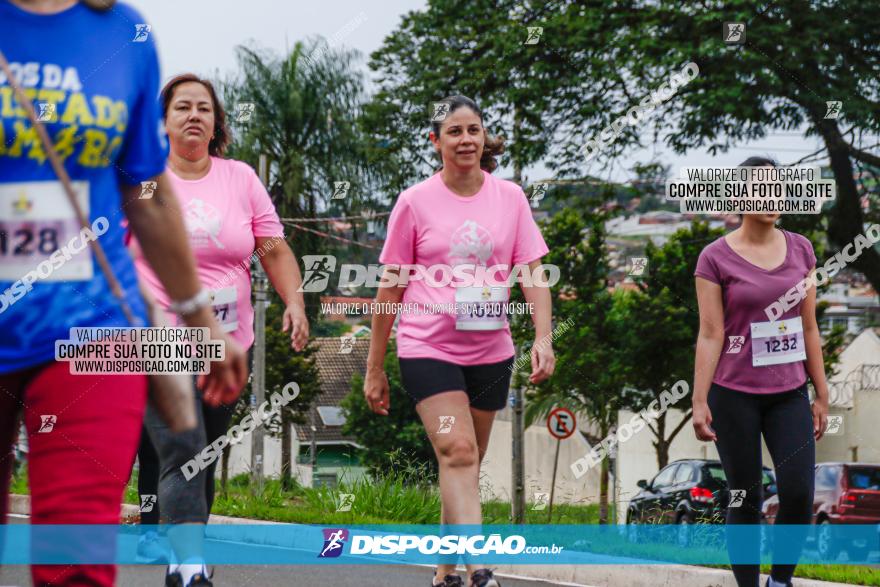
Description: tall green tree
xmin=224 ymin=40 xmax=394 ymax=319
xmin=369 ymin=0 xmax=880 ymax=291
xmin=519 ymin=197 xmax=630 ymax=524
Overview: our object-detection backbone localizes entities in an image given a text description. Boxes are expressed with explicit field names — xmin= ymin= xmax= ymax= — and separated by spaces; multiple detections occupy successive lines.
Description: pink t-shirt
xmin=131 ymin=157 xmax=284 ymax=349
xmin=380 ymin=171 xmax=550 ymax=365
xmin=694 ymin=229 xmax=817 ymax=393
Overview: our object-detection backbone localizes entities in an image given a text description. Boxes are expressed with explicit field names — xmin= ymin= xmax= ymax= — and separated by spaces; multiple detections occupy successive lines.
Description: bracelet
xmin=168 ymin=289 xmax=211 ymax=316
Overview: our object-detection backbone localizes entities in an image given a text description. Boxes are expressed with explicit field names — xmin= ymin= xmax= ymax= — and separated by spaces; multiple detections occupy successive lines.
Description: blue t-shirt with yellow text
xmin=0 ymin=1 xmax=166 ymax=373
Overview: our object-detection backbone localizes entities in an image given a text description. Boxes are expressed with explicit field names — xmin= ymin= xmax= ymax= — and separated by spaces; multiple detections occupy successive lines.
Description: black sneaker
xmin=470 ymin=568 xmax=500 ymax=587
xmin=765 ymin=578 xmax=792 ymax=587
xmin=186 ymin=572 xmax=213 ymax=587
xmin=164 ymin=570 xmax=183 ymax=587
xmin=432 ymin=573 xmax=464 ymax=586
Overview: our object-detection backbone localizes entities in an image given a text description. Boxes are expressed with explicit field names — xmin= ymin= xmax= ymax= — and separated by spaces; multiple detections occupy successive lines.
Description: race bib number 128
xmin=0 ymin=181 xmax=92 ymax=282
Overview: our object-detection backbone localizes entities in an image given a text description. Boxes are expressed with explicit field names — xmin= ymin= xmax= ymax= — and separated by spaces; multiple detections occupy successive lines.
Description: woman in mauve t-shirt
xmin=692 ymin=157 xmax=830 ymax=587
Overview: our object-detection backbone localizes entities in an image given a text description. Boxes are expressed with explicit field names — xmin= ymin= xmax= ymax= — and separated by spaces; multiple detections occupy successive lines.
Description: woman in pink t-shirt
xmin=692 ymin=157 xmax=829 ymax=587
xmin=364 ymin=96 xmax=555 ymax=587
xmin=129 ymin=74 xmax=309 ymax=587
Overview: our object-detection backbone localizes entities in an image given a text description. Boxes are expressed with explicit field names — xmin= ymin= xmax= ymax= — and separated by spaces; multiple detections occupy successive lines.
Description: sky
xmin=128 ymin=0 xmax=843 ymax=185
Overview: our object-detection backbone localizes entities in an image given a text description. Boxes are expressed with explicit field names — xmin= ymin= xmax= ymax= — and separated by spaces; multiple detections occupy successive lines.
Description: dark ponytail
xmin=738 ymin=156 xmax=778 ymax=168
xmin=431 ymin=95 xmax=504 ymax=173
xmin=81 ymin=0 xmax=116 ymax=11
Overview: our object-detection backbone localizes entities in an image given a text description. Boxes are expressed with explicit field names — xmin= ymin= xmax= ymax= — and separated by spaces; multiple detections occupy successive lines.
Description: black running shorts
xmin=398 ymin=356 xmax=515 ymax=411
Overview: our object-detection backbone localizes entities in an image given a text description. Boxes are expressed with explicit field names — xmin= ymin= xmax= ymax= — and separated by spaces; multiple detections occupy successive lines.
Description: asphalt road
xmin=0 ymin=515 xmax=584 ymax=587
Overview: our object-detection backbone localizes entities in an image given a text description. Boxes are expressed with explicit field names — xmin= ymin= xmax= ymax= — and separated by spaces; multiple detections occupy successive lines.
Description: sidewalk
xmin=8 ymin=495 xmax=861 ymax=587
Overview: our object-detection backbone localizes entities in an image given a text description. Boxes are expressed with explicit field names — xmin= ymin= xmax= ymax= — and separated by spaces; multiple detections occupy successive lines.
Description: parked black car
xmin=627 ymin=459 xmax=777 ymax=525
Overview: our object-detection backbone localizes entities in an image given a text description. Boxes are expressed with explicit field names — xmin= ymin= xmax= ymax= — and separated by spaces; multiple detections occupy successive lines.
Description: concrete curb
xmin=8 ymin=495 xmax=860 ymax=587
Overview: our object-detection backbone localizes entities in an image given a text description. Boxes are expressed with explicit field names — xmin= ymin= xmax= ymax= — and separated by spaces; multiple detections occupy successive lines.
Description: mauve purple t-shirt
xmin=695 ymin=229 xmax=817 ymax=393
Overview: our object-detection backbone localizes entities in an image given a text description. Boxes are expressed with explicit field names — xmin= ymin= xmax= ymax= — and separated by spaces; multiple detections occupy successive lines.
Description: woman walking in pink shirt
xmin=130 ymin=74 xmax=309 ymax=587
xmin=364 ymin=95 xmax=556 ymax=587
xmin=692 ymin=157 xmax=829 ymax=587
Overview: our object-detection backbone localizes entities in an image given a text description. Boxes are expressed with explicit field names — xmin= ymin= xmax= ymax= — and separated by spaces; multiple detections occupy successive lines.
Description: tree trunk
xmin=814 ymin=118 xmax=880 ymax=292
xmin=281 ymin=414 xmax=292 ymax=490
xmin=654 ymin=412 xmax=669 ymax=470
xmin=221 ymin=444 xmax=230 ymax=497
xmin=512 ymin=106 xmax=523 ymax=186
xmin=598 ymin=421 xmax=610 ymax=524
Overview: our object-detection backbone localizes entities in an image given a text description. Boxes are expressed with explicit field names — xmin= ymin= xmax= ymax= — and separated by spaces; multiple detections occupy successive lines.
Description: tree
xmin=366 ymin=0 xmax=579 ymax=189
xmin=518 ymin=198 xmax=631 ymax=524
xmin=339 ymin=340 xmax=437 ymax=479
xmin=369 ymin=0 xmax=880 ymax=292
xmin=615 ymin=222 xmax=724 ymax=471
xmin=223 ymin=40 xmax=395 ymax=320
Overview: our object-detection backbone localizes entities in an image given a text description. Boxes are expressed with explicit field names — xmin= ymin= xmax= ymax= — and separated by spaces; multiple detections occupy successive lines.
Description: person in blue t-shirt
xmin=0 ymin=2 xmax=248 ymax=586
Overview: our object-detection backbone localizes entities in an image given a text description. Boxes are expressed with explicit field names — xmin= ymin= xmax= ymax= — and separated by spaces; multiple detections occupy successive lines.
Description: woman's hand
xmin=529 ymin=341 xmax=555 ymax=384
xmin=364 ymin=366 xmax=390 ymax=416
xmin=282 ymin=303 xmax=309 ymax=352
xmin=692 ymin=400 xmax=717 ymax=441
xmin=198 ymin=330 xmax=249 ymax=407
xmin=812 ymin=396 xmax=829 ymax=441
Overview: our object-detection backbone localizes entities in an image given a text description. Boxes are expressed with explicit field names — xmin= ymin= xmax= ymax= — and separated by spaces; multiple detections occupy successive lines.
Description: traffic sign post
xmin=546 ymin=407 xmax=576 ymax=522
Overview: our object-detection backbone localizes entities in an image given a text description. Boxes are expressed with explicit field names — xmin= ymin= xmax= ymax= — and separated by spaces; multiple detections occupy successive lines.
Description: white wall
xmin=480 ymin=417 xmax=602 ymax=506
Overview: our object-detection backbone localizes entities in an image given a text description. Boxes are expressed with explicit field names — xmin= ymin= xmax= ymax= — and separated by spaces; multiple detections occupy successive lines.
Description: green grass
xmin=9 ymin=468 xmax=879 ymax=584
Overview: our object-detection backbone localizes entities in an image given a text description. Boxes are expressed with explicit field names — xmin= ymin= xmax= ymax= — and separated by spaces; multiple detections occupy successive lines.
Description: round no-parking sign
xmin=547 ymin=407 xmax=576 ymax=440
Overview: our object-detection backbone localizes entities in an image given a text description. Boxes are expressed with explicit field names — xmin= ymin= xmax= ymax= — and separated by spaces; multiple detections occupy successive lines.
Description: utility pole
xmin=251 ymin=154 xmax=270 ymax=490
xmin=511 ymin=345 xmax=525 ymax=523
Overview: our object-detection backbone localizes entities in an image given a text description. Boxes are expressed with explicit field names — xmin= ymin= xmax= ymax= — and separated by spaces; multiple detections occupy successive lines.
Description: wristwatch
xmin=168 ymin=289 xmax=211 ymax=316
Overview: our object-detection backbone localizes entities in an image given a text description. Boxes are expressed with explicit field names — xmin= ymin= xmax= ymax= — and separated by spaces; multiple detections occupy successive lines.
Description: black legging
xmin=137 ymin=396 xmax=235 ymax=525
xmin=708 ymin=382 xmax=815 ymax=587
